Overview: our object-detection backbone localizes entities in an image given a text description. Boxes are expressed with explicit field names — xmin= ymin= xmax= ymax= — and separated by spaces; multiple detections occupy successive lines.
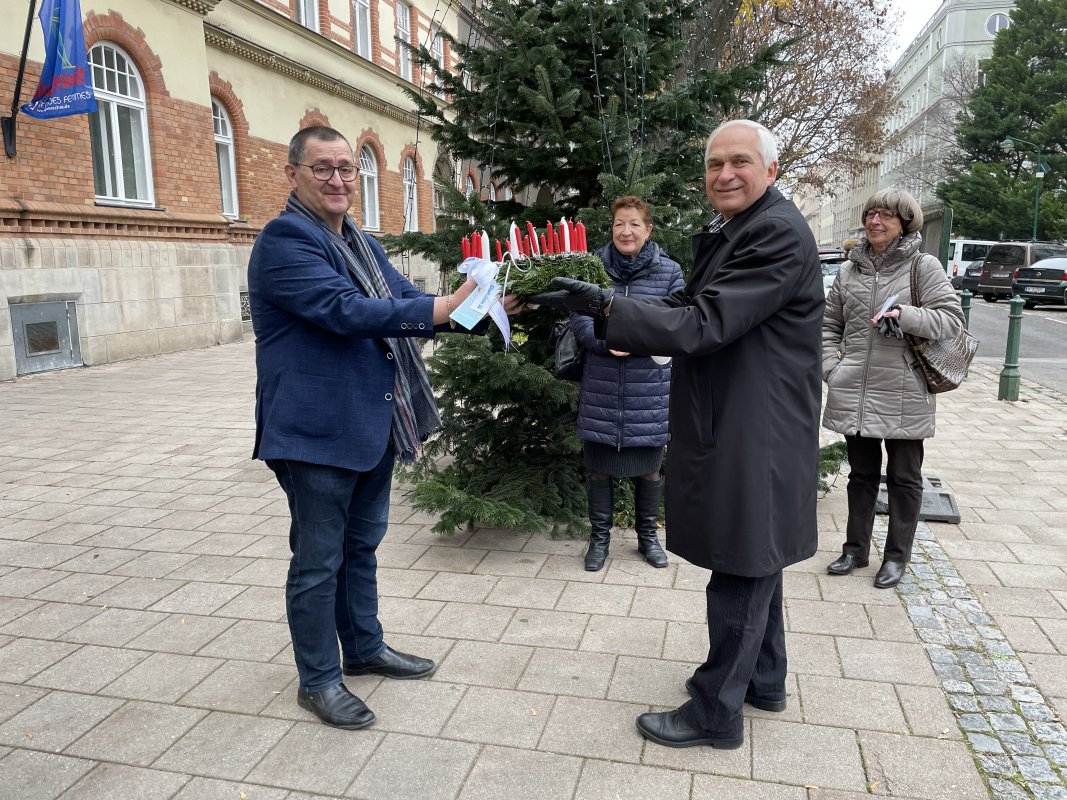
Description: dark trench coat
xmin=602 ymin=186 xmax=824 ymax=576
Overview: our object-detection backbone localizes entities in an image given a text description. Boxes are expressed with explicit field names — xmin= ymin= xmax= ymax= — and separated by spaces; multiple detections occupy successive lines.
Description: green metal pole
xmin=961 ymin=289 xmax=972 ymax=329
xmin=998 ymin=295 xmax=1024 ymax=401
xmin=1033 ymin=171 xmax=1042 ymax=241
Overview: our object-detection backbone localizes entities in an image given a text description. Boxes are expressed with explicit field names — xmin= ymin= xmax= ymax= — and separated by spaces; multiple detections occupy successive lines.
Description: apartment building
xmin=0 ymin=0 xmax=472 ymax=380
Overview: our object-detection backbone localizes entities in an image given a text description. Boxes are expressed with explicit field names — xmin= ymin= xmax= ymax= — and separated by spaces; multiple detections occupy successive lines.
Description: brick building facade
xmin=0 ymin=0 xmax=467 ymax=380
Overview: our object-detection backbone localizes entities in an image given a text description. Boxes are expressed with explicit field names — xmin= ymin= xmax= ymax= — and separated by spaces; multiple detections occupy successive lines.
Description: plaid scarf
xmin=285 ymin=193 xmax=441 ymax=462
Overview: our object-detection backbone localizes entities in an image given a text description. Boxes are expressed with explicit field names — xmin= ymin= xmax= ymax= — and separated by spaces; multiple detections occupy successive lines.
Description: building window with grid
xmin=212 ymin=99 xmax=239 ymax=218
xmin=296 ymin=0 xmax=319 ymax=32
xmin=360 ymin=146 xmax=380 ymax=230
xmin=430 ymin=26 xmax=445 ymax=70
xmin=87 ymin=43 xmax=154 ymax=206
xmin=402 ymin=157 xmax=418 ymax=232
xmin=353 ymin=0 xmax=371 ymax=59
xmin=395 ymin=1 xmax=412 ymax=82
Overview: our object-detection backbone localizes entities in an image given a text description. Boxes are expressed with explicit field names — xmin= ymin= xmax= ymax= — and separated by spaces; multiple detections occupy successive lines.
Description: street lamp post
xmin=1000 ymin=136 xmax=1048 ymax=240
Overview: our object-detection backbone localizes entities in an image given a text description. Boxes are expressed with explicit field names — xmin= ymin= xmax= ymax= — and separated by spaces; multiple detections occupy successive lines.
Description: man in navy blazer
xmin=249 ymin=126 xmax=487 ymax=730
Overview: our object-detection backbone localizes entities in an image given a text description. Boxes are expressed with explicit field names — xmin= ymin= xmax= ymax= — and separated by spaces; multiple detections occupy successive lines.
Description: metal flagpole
xmin=3 ymin=0 xmax=41 ymax=158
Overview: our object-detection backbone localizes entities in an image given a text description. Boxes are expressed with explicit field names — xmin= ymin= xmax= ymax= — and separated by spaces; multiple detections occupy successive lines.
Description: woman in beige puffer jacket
xmin=822 ymin=188 xmax=964 ymax=589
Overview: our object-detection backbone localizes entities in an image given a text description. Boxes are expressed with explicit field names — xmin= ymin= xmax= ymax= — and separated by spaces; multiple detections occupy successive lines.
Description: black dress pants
xmin=681 ymin=570 xmax=784 ymax=736
xmin=843 ymin=434 xmax=924 ymax=564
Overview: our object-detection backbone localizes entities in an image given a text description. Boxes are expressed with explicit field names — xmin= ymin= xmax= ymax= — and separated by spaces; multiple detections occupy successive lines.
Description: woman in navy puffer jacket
xmin=571 ymin=196 xmax=684 ymax=571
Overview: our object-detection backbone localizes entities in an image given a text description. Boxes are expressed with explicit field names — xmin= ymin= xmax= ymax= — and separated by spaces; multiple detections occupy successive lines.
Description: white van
xmin=947 ymin=239 xmax=997 ymax=287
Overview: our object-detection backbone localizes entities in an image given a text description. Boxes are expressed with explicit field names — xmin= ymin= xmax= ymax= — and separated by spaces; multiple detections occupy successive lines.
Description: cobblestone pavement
xmin=0 ymin=343 xmax=1064 ymax=799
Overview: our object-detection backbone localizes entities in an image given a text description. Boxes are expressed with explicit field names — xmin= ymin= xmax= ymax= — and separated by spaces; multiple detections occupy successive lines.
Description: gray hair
xmin=705 ymin=120 xmax=779 ymax=167
xmin=862 ymin=188 xmax=924 ymax=234
xmin=288 ymin=125 xmax=351 ymax=166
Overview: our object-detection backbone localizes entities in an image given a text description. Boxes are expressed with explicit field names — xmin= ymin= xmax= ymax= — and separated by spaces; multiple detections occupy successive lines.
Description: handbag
xmin=905 ymin=257 xmax=978 ymax=393
xmin=550 ymin=319 xmax=584 ymax=381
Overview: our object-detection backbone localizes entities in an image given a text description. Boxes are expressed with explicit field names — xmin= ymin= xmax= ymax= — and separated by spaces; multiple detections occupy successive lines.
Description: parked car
xmin=819 ymin=249 xmax=848 ymax=297
xmin=947 ymin=239 xmax=997 ymax=288
xmin=978 ymin=242 xmax=1067 ymax=302
xmin=1011 ymin=257 xmax=1067 ymax=309
xmin=953 ymin=259 xmax=983 ymax=291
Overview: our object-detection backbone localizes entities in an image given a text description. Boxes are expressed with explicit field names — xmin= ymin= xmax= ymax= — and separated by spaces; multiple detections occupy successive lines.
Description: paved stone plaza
xmin=0 ymin=341 xmax=1064 ymax=800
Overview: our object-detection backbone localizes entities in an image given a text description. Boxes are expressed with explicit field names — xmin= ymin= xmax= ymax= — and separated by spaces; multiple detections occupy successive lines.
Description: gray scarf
xmin=285 ymin=192 xmax=441 ymax=462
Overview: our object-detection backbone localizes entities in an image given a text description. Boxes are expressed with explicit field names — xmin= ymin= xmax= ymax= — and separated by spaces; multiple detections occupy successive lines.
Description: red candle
xmin=461 ymin=238 xmax=470 ymax=259
xmin=554 ymin=231 xmax=562 ymax=253
xmin=523 ymin=234 xmax=531 ymax=255
xmin=546 ymin=221 xmax=555 ymax=252
xmin=540 ymin=234 xmax=549 ymax=254
xmin=576 ymin=221 xmax=587 ymax=252
xmin=526 ymin=222 xmax=540 ymax=255
xmin=495 ymin=240 xmax=503 ymax=261
xmin=567 ymin=219 xmax=576 ymax=248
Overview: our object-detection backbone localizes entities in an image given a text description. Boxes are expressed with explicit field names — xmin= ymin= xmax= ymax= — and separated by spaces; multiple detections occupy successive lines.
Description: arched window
xmin=465 ymin=176 xmax=475 ymax=199
xmin=87 ymin=43 xmax=153 ymax=205
xmin=212 ymin=99 xmax=238 ymax=218
xmin=360 ymin=146 xmax=380 ymax=230
xmin=503 ymin=185 xmax=513 ymax=201
xmin=402 ymin=157 xmax=418 ymax=232
xmin=487 ymin=183 xmax=497 ymax=202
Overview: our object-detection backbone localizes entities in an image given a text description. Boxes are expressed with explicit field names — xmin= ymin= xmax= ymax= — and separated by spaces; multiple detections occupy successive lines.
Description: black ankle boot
xmin=634 ymin=477 xmax=668 ymax=568
xmin=585 ymin=478 xmax=613 ymax=571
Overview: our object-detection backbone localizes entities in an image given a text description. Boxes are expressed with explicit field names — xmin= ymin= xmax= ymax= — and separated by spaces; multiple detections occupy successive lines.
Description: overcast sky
xmin=888 ymin=0 xmax=943 ymax=62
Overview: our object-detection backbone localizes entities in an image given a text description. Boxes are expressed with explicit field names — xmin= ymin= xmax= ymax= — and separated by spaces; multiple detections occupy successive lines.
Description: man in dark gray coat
xmin=531 ymin=120 xmax=823 ymax=749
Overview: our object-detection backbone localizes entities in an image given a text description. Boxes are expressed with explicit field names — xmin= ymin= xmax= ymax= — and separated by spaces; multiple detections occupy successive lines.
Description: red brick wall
xmin=0 ymin=55 xmax=95 ymax=202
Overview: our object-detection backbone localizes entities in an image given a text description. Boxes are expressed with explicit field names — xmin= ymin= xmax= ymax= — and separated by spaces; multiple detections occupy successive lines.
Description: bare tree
xmin=719 ymin=0 xmax=900 ymax=191
xmin=890 ymin=53 xmax=982 ymax=195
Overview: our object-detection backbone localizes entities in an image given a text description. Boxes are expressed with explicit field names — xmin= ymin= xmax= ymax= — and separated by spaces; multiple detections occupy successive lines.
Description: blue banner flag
xmin=20 ymin=0 xmax=96 ymax=119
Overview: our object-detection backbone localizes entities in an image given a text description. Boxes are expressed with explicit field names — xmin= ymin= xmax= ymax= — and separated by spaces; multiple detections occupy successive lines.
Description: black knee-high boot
xmin=635 ymin=477 xmax=668 ymax=568
xmin=585 ymin=478 xmax=613 ymax=571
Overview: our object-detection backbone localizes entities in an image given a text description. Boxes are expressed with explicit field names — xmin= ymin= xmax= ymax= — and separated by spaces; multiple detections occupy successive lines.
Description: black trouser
xmin=843 ymin=434 xmax=924 ymax=564
xmin=681 ymin=570 xmax=784 ymax=736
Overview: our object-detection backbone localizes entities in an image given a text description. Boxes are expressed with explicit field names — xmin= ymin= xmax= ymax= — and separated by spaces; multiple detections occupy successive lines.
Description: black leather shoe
xmin=635 ymin=709 xmax=743 ymax=749
xmin=826 ymin=553 xmax=869 ymax=575
xmin=685 ymin=679 xmax=786 ymax=712
xmin=342 ymin=645 xmax=436 ymax=679
xmin=297 ymin=684 xmax=375 ymax=730
xmin=874 ymin=560 xmax=905 ymax=589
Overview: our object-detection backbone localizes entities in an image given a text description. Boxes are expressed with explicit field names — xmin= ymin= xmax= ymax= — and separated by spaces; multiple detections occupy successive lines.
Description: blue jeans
xmin=267 ymin=451 xmax=393 ymax=692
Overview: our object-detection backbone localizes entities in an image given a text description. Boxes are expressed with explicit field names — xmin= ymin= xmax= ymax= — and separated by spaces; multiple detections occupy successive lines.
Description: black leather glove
xmin=877 ymin=316 xmax=903 ymax=339
xmin=528 ymin=277 xmax=615 ymax=318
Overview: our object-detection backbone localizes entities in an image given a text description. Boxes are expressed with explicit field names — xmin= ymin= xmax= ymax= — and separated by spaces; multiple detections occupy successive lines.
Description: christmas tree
xmin=386 ymin=0 xmax=782 ymax=535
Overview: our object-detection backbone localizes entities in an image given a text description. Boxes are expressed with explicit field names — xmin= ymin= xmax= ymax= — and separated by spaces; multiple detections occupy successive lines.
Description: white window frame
xmin=396 ymin=1 xmax=412 ymax=82
xmin=986 ymin=13 xmax=1009 ymax=36
xmin=359 ymin=146 xmax=380 ymax=230
xmin=87 ymin=42 xmax=154 ymax=207
xmin=353 ymin=0 xmax=371 ymax=59
xmin=402 ymin=156 xmax=419 ymax=232
xmin=212 ymin=99 xmax=239 ymax=218
xmin=296 ymin=0 xmax=319 ymax=32
xmin=430 ymin=26 xmax=445 ymax=70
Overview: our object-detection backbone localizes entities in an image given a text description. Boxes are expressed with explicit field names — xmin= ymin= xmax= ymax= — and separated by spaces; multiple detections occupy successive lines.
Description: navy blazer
xmin=249 ymin=210 xmax=442 ymax=472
